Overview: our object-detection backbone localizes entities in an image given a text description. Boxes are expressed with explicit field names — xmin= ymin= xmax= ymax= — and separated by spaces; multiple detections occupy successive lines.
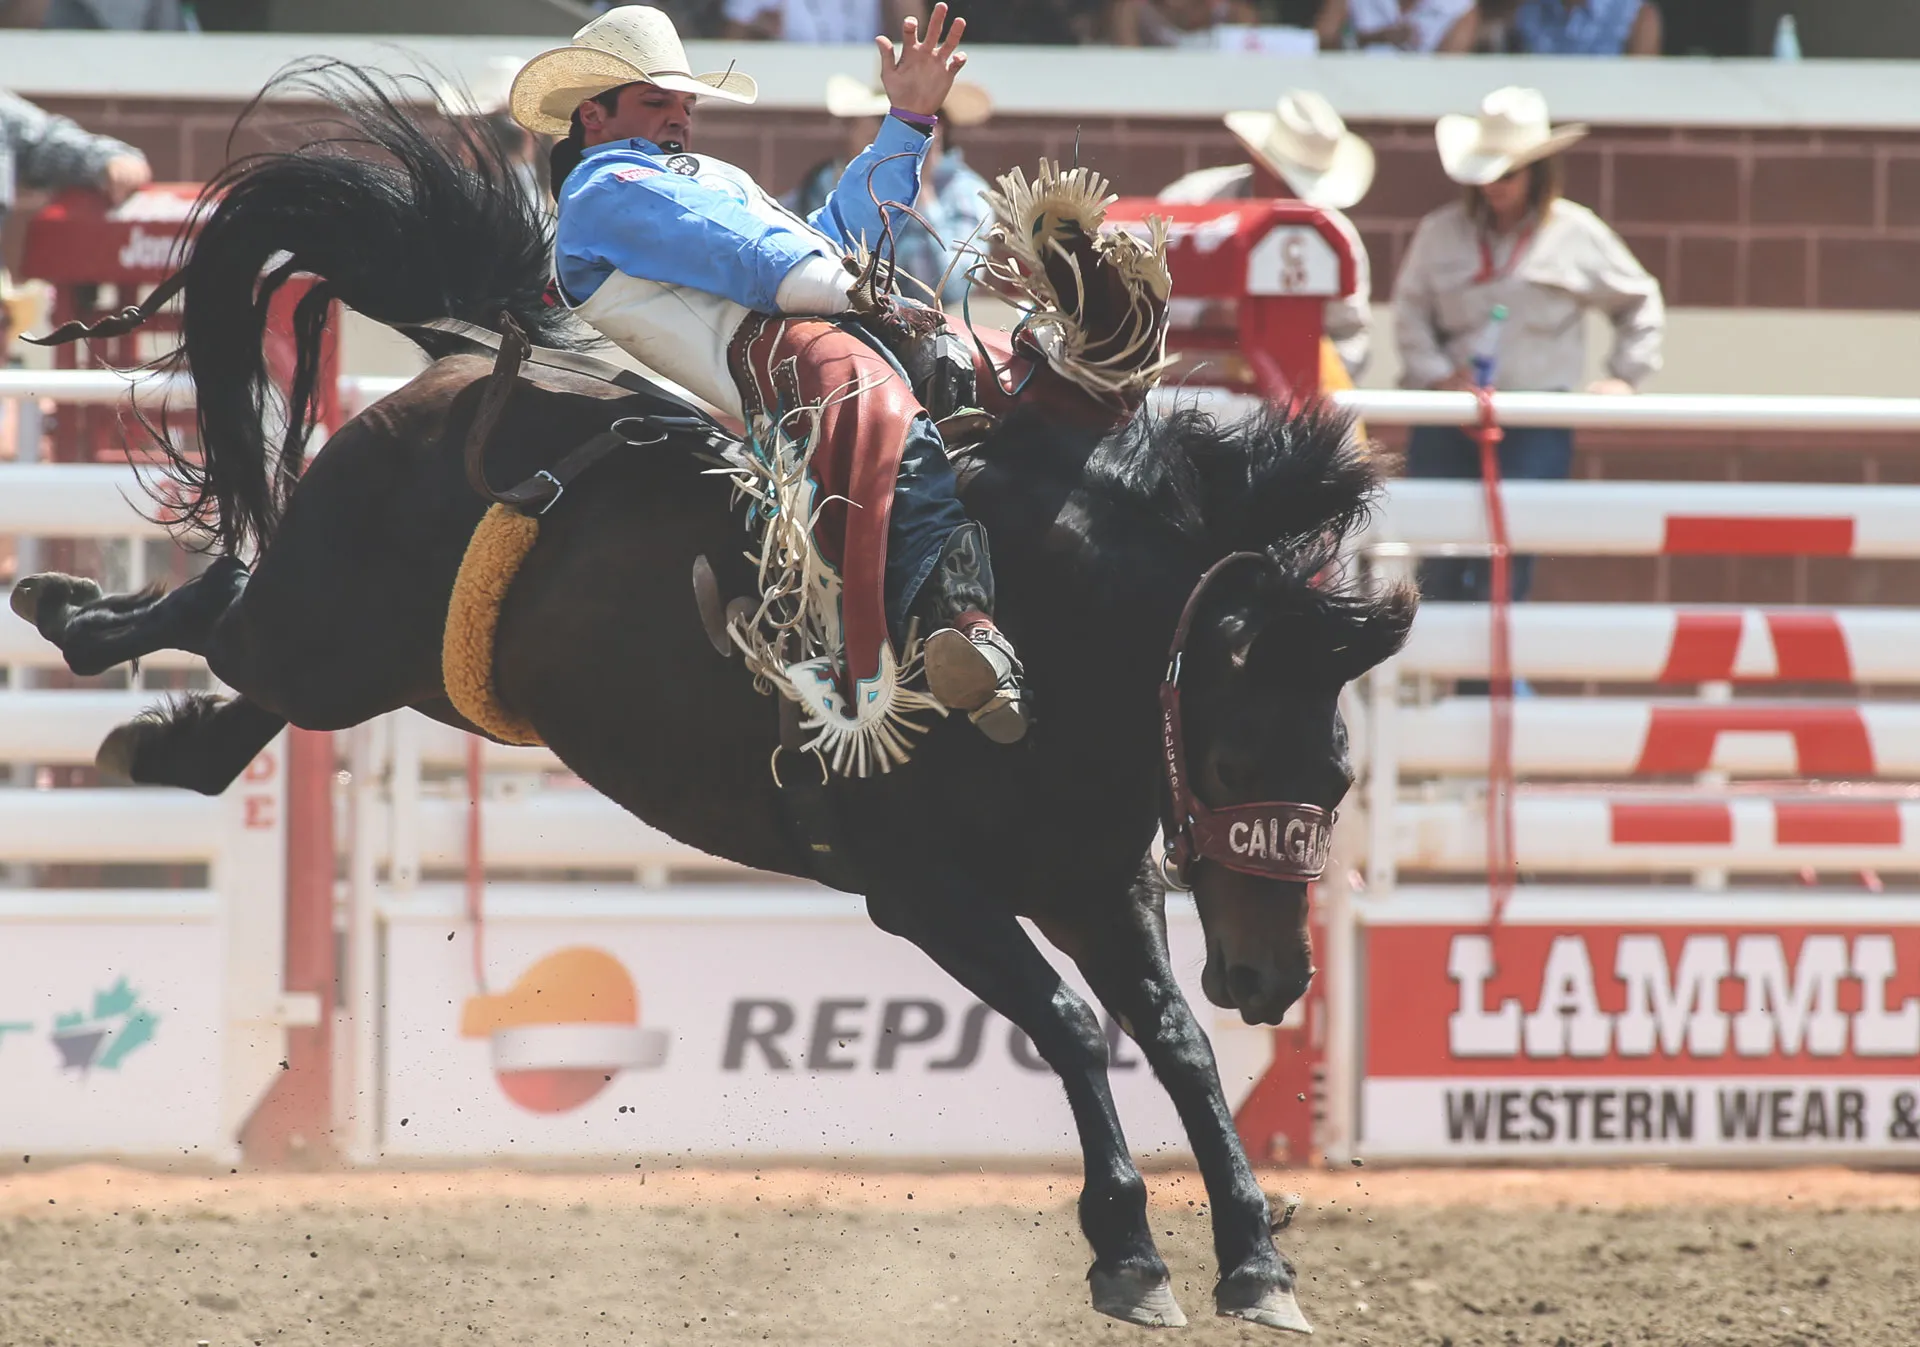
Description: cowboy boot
xmin=915 ymin=522 xmax=1031 ymax=745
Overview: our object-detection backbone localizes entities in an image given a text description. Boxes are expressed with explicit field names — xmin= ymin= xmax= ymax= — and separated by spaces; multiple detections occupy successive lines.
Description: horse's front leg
xmin=12 ymin=555 xmax=249 ymax=676
xmin=865 ymin=883 xmax=1186 ymax=1328
xmin=1043 ymin=860 xmax=1312 ymax=1335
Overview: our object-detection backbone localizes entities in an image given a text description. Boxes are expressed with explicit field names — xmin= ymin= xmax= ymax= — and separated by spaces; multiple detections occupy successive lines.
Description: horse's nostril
xmin=1226 ymin=963 xmax=1265 ymax=1006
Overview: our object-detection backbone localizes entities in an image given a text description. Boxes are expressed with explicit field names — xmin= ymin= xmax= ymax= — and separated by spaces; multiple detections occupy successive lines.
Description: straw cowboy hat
xmin=823 ymin=71 xmax=992 ymax=127
xmin=1223 ymin=90 xmax=1374 ymax=211
xmin=1435 ymin=86 xmax=1588 ymax=187
xmin=509 ymin=5 xmax=757 ymax=138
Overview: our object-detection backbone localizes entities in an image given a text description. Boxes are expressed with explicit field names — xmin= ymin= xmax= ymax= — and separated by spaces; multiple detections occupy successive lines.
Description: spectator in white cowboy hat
xmin=724 ymin=0 xmax=924 ymax=41
xmin=1156 ymin=90 xmax=1374 ymax=379
xmin=786 ymin=71 xmax=992 ymax=305
xmin=1314 ymin=0 xmax=1478 ymax=51
xmin=1392 ymin=85 xmax=1662 ymax=607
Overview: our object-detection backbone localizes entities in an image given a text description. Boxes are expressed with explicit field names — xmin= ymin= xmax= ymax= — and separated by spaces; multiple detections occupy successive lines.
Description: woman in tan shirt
xmin=1392 ymin=86 xmax=1664 ymax=602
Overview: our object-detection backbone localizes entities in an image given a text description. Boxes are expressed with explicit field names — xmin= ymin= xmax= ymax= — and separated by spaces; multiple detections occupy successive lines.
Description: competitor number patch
xmin=666 ymin=154 xmax=699 ymax=176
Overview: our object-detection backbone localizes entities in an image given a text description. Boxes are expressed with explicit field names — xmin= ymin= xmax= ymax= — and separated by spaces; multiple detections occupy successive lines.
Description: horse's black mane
xmin=980 ymin=398 xmax=1376 ymax=564
xmin=975 ymin=396 xmax=1408 ymax=683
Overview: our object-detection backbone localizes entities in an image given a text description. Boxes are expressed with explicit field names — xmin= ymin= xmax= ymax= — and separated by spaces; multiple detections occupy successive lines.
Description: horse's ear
xmin=1327 ymin=580 xmax=1417 ymax=684
xmin=1217 ymin=610 xmax=1255 ymax=669
xmin=1248 ymin=579 xmax=1415 ymax=688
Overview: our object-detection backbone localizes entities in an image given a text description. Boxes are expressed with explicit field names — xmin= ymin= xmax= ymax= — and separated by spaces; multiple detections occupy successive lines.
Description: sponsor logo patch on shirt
xmin=666 ymin=153 xmax=699 ymax=177
xmin=612 ymin=165 xmax=660 ymax=182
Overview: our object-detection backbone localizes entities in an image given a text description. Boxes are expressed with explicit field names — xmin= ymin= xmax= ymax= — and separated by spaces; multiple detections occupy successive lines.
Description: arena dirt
xmin=3 ymin=1165 xmax=1918 ymax=1346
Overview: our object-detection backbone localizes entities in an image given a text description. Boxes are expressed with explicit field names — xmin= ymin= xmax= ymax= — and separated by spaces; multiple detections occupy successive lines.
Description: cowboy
xmin=1157 ymin=90 xmax=1374 ymax=379
xmin=509 ymin=2 xmax=1029 ymax=752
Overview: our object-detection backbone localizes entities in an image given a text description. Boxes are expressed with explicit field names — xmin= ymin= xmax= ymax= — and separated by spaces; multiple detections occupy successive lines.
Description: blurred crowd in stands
xmin=541 ymin=1 xmax=1669 ymax=55
xmin=1 ymin=0 xmax=1715 ymax=57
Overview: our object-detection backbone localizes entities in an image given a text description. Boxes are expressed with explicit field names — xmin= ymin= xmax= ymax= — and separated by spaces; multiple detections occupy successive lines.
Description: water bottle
xmin=1773 ymin=14 xmax=1801 ymax=60
xmin=1470 ymin=304 xmax=1508 ymax=389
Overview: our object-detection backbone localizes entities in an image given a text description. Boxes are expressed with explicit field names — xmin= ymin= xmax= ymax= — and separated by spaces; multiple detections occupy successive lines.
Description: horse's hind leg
xmin=12 ymin=556 xmax=249 ymax=676
xmin=97 ymin=692 xmax=288 ymax=795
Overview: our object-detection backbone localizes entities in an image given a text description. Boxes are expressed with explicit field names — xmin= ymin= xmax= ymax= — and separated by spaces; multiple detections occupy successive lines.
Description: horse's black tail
xmin=144 ymin=60 xmax=578 ymax=557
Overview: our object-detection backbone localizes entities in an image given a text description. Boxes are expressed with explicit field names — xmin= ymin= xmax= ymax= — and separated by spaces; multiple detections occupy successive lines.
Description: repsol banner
xmin=1361 ymin=923 xmax=1920 ymax=1158
xmin=379 ymin=893 xmax=1263 ymax=1157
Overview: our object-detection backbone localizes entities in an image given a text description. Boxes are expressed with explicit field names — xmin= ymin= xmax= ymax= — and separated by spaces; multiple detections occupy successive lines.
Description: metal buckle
xmin=1159 ymin=849 xmax=1191 ymax=893
xmin=768 ymin=743 xmax=829 ymax=791
xmin=532 ymin=470 xmax=565 ymax=516
xmin=611 ymin=416 xmax=668 ymax=447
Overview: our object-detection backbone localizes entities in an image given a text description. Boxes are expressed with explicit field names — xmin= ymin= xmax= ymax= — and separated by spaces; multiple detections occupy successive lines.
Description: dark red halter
xmin=1158 ymin=552 xmax=1334 ymax=891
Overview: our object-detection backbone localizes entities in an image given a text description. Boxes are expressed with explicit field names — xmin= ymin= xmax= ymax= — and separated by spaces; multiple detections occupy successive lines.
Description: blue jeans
xmin=1404 ymin=423 xmax=1574 ymax=603
xmin=883 ymin=415 xmax=971 ymax=646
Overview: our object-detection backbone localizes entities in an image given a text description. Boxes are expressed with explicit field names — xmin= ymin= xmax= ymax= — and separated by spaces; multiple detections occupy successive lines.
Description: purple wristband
xmin=889 ymin=106 xmax=938 ymax=128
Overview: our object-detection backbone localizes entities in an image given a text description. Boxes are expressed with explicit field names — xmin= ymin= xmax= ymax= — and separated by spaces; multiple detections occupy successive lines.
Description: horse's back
xmin=249 ymin=350 xmax=808 ymax=874
xmin=226 ymin=354 xmax=702 ymax=723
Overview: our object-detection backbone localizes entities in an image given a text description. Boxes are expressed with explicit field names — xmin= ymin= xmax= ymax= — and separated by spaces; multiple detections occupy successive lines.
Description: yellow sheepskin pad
xmin=442 ymin=502 xmax=545 ymax=747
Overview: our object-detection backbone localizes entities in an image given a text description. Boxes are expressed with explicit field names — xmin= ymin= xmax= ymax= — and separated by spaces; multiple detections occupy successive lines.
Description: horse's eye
xmin=1214 ymin=754 xmax=1259 ymax=796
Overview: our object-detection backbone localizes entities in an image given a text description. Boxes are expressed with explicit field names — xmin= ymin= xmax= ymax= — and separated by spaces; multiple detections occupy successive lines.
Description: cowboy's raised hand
xmin=878 ymin=3 xmax=967 ymax=119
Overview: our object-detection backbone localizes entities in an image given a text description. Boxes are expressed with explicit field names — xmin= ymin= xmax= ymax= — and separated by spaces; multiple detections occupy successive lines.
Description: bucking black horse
xmin=13 ymin=65 xmax=1412 ymax=1333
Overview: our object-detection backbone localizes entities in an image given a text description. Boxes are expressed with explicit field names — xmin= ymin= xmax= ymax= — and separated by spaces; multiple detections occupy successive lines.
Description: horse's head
xmin=973 ymin=395 xmax=1414 ymax=1021
xmin=1175 ymin=557 xmax=1412 ymax=1024
xmin=1137 ymin=400 xmax=1414 ymax=1024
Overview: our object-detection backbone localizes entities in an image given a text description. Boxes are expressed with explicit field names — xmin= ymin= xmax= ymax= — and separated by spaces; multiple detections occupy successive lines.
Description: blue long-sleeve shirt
xmin=556 ymin=117 xmax=929 ymax=311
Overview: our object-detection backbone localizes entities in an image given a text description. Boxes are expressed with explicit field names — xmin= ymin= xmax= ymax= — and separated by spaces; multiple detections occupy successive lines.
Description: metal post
xmin=389 ymin=711 xmax=421 ymax=893
xmin=237 ymin=728 xmax=337 ymax=1165
xmin=1364 ymin=548 xmax=1408 ymax=899
xmin=1319 ymin=810 xmax=1364 ymax=1166
xmin=342 ymin=717 xmax=387 ymax=1162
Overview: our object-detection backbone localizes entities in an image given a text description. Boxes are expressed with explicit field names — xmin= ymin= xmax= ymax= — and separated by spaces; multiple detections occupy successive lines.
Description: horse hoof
xmin=10 ymin=573 xmax=101 ymax=626
xmin=7 ymin=579 xmax=38 ymax=623
xmin=1217 ymin=1284 xmax=1313 ymax=1335
xmin=1089 ymin=1265 xmax=1187 ymax=1328
xmin=95 ymin=719 xmax=149 ymax=785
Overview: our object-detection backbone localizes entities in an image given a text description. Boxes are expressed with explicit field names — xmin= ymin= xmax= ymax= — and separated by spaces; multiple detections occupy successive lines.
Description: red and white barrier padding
xmin=1365 ymin=481 xmax=1920 ymax=559
xmin=1402 ymin=603 xmax=1920 ymax=684
xmin=1391 ymin=794 xmax=1920 ymax=874
xmin=1401 ymin=699 xmax=1920 ymax=778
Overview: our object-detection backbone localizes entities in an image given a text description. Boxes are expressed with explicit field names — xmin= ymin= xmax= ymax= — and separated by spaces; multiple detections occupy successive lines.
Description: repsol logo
xmin=720 ymin=998 xmax=1141 ymax=1073
xmin=1449 ymin=932 xmax=1920 ymax=1060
